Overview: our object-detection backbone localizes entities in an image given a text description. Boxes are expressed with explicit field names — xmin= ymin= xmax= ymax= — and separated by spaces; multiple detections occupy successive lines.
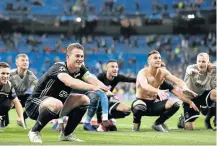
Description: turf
xmin=0 ymin=107 xmax=216 ymax=145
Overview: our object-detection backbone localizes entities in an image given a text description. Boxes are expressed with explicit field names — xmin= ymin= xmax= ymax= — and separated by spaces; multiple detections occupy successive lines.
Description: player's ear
xmin=66 ymin=54 xmax=69 ymax=60
xmin=15 ymin=59 xmax=18 ymax=66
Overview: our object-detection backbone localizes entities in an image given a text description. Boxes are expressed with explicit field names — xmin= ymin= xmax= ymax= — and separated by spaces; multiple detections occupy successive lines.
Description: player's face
xmin=67 ymin=48 xmax=84 ymax=69
xmin=148 ymin=53 xmax=161 ymax=68
xmin=197 ymin=56 xmax=209 ymax=72
xmin=16 ymin=56 xmax=29 ymax=70
xmin=107 ymin=62 xmax=118 ymax=77
xmin=0 ymin=67 xmax=10 ymax=85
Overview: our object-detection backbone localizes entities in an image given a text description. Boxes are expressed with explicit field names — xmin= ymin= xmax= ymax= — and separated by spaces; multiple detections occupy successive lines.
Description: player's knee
xmin=86 ymin=92 xmax=100 ymax=105
xmin=166 ymin=99 xmax=180 ymax=110
xmin=184 ymin=122 xmax=194 ymax=130
xmin=80 ymin=94 xmax=90 ymax=105
xmin=131 ymin=100 xmax=147 ymax=117
xmin=210 ymin=89 xmax=216 ymax=101
xmin=51 ymin=100 xmax=63 ymax=113
xmin=41 ymin=99 xmax=63 ymax=114
xmin=124 ymin=110 xmax=131 ymax=117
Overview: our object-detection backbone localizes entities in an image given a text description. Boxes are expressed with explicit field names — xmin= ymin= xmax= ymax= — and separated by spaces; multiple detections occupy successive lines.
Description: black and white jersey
xmin=10 ymin=69 xmax=37 ymax=97
xmin=0 ymin=81 xmax=17 ymax=104
xmin=159 ymin=81 xmax=174 ymax=92
xmin=97 ymin=72 xmax=136 ymax=92
xmin=28 ymin=62 xmax=88 ymax=103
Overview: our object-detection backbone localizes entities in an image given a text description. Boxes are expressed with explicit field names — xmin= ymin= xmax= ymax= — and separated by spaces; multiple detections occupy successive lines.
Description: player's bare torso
xmin=136 ymin=67 xmax=167 ymax=100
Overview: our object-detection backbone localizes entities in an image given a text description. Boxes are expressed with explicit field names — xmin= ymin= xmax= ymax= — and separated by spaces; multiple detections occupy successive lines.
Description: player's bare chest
xmin=146 ymin=74 xmax=164 ymax=88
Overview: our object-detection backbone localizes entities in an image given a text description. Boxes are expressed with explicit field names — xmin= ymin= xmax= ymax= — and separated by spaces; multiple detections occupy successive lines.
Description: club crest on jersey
xmin=59 ymin=90 xmax=68 ymax=98
xmin=59 ymin=66 xmax=66 ymax=72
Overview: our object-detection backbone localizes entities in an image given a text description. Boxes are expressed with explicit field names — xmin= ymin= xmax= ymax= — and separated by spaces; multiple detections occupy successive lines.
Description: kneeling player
xmin=177 ymin=53 xmax=216 ymax=130
xmin=0 ymin=62 xmax=25 ymax=130
xmin=83 ymin=60 xmax=135 ymax=131
xmin=26 ymin=43 xmax=109 ymax=143
xmin=131 ymin=50 xmax=197 ymax=132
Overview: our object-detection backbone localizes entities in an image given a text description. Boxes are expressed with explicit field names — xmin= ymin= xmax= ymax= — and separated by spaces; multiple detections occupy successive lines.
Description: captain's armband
xmin=82 ymin=71 xmax=95 ymax=82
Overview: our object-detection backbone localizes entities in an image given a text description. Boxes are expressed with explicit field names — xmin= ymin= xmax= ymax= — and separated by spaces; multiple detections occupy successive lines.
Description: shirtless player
xmin=131 ymin=50 xmax=197 ymax=132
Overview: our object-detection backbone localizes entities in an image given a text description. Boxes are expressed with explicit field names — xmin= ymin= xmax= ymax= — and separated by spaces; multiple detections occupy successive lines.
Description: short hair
xmin=66 ymin=43 xmax=84 ymax=55
xmin=106 ymin=59 xmax=117 ymax=65
xmin=0 ymin=62 xmax=9 ymax=68
xmin=197 ymin=52 xmax=209 ymax=61
xmin=16 ymin=53 xmax=28 ymax=60
xmin=148 ymin=50 xmax=160 ymax=58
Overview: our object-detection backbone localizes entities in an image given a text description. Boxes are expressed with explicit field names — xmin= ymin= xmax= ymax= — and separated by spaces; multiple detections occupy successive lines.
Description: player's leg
xmin=203 ymin=105 xmax=216 ymax=129
xmin=60 ymin=94 xmax=89 ymax=142
xmin=27 ymin=97 xmax=62 ymax=143
xmin=200 ymin=90 xmax=216 ymax=129
xmin=210 ymin=89 xmax=216 ymax=101
xmin=0 ymin=99 xmax=12 ymax=128
xmin=107 ymin=101 xmax=131 ymax=131
xmin=83 ymin=91 xmax=100 ymax=131
xmin=153 ymin=99 xmax=180 ymax=132
xmin=131 ymin=99 xmax=148 ymax=131
xmin=183 ymin=101 xmax=200 ymax=130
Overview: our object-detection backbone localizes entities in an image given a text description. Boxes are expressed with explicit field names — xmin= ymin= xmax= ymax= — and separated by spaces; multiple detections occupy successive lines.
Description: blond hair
xmin=197 ymin=52 xmax=209 ymax=61
xmin=16 ymin=53 xmax=28 ymax=60
xmin=66 ymin=43 xmax=84 ymax=55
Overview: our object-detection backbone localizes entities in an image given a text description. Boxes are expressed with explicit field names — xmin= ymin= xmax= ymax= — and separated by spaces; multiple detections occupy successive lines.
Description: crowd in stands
xmin=0 ymin=32 xmax=216 ymax=100
xmin=2 ymin=0 xmax=215 ymax=16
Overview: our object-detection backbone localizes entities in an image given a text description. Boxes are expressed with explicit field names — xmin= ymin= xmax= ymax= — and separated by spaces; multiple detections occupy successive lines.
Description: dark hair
xmin=161 ymin=61 xmax=166 ymax=67
xmin=66 ymin=43 xmax=84 ymax=55
xmin=148 ymin=50 xmax=160 ymax=58
xmin=0 ymin=62 xmax=9 ymax=68
xmin=106 ymin=59 xmax=117 ymax=65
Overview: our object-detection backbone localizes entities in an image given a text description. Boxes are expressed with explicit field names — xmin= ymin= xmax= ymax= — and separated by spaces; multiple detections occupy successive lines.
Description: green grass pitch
xmin=0 ymin=107 xmax=216 ymax=145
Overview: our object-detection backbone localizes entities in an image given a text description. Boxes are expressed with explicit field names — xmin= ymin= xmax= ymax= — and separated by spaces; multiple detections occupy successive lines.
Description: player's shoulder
xmin=26 ymin=70 xmax=36 ymax=76
xmin=54 ymin=61 xmax=66 ymax=67
xmin=10 ymin=68 xmax=17 ymax=76
xmin=52 ymin=62 xmax=67 ymax=70
xmin=98 ymin=72 xmax=106 ymax=76
xmin=140 ymin=67 xmax=147 ymax=73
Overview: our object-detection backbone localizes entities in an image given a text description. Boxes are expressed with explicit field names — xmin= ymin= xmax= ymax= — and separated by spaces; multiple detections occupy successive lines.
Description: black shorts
xmin=132 ymin=98 xmax=168 ymax=116
xmin=18 ymin=94 xmax=30 ymax=107
xmin=183 ymin=90 xmax=214 ymax=122
xmin=108 ymin=101 xmax=120 ymax=116
xmin=25 ymin=97 xmax=47 ymax=120
xmin=0 ymin=99 xmax=11 ymax=115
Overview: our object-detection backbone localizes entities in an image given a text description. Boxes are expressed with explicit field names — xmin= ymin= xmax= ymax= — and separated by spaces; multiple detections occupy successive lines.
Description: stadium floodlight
xmin=76 ymin=17 xmax=81 ymax=22
xmin=187 ymin=14 xmax=195 ymax=19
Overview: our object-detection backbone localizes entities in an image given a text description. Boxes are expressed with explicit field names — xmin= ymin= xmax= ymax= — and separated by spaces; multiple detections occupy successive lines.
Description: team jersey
xmin=159 ymin=81 xmax=174 ymax=92
xmin=28 ymin=62 xmax=88 ymax=103
xmin=184 ymin=64 xmax=216 ymax=98
xmin=97 ymin=72 xmax=136 ymax=92
xmin=0 ymin=81 xmax=17 ymax=104
xmin=10 ymin=69 xmax=37 ymax=97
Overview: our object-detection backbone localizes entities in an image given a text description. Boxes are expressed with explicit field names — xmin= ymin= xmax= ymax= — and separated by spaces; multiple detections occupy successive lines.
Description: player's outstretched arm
xmin=171 ymin=89 xmax=199 ymax=111
xmin=12 ymin=97 xmax=26 ymax=130
xmin=164 ymin=70 xmax=197 ymax=97
xmin=83 ymin=72 xmax=110 ymax=92
xmin=57 ymin=72 xmax=103 ymax=92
